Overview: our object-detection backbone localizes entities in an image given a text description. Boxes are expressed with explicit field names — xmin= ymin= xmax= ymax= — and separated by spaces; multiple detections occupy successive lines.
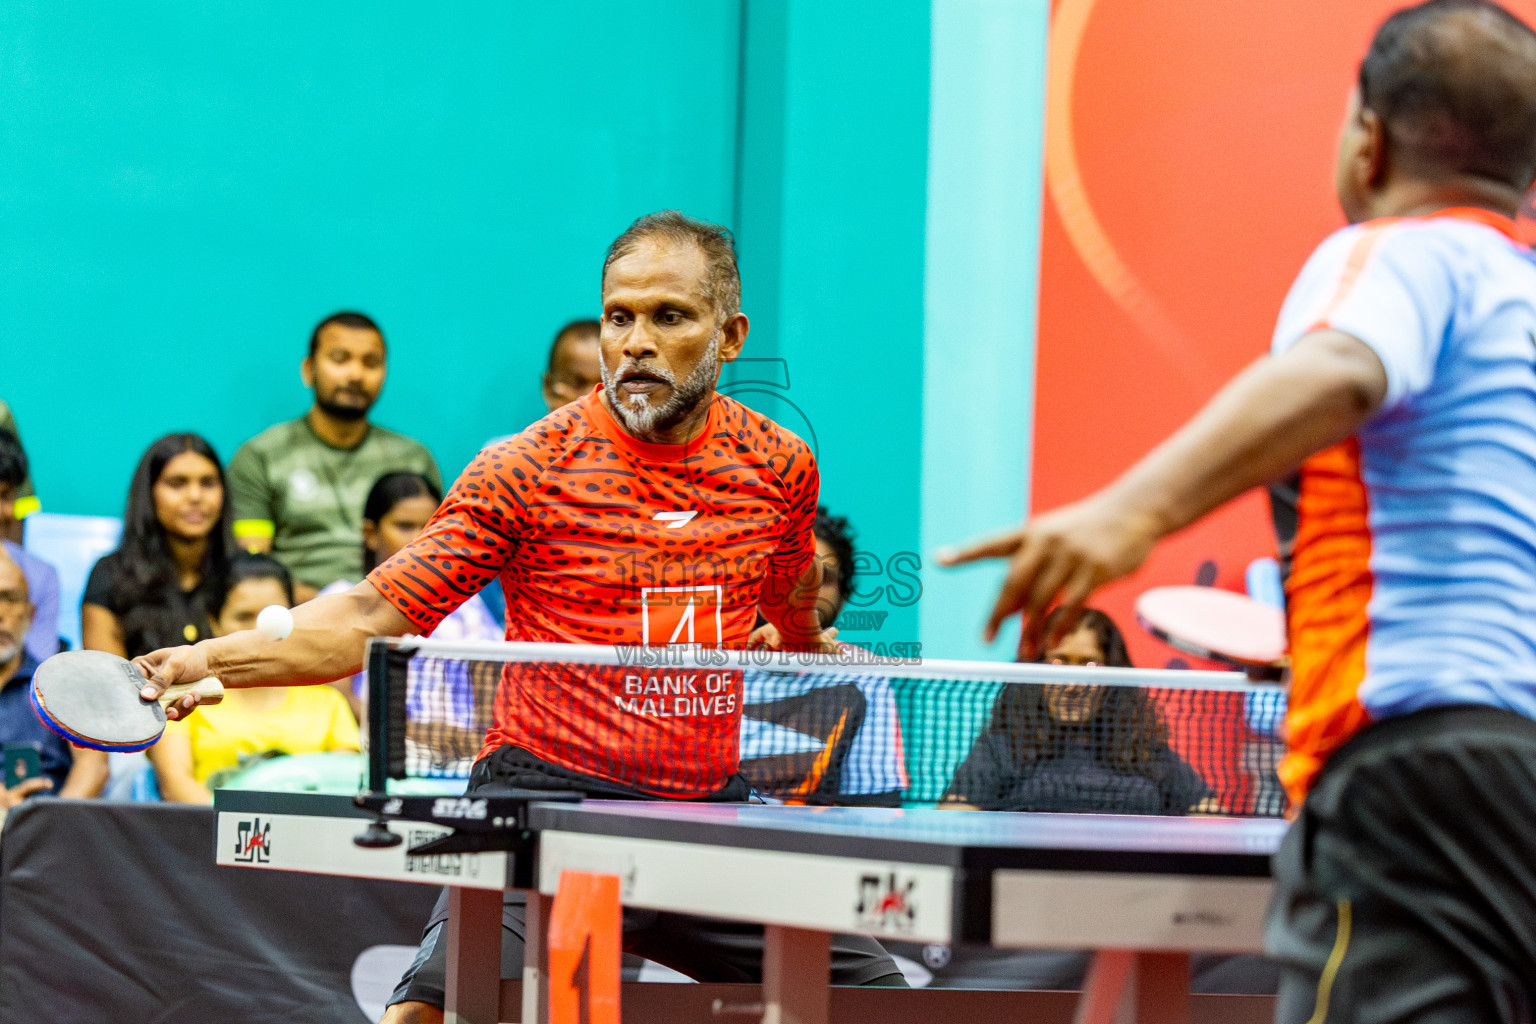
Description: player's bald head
xmin=0 ymin=548 xmax=30 ymax=665
xmin=1361 ymin=0 xmax=1536 ymax=189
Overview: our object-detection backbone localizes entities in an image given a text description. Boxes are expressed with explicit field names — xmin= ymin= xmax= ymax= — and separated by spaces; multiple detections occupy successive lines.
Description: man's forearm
xmin=202 ymin=581 xmax=412 ymax=687
xmin=1104 ymin=331 xmax=1387 ymax=541
xmin=760 ymin=560 xmax=825 ymax=646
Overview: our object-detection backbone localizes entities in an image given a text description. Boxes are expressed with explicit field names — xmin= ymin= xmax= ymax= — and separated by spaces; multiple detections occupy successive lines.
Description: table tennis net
xmin=366 ymin=640 xmax=1289 ymax=817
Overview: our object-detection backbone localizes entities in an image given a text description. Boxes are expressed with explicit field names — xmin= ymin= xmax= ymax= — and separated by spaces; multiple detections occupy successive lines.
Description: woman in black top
xmin=945 ymin=608 xmax=1212 ymax=815
xmin=75 ymin=434 xmax=236 ymax=797
xmin=83 ymin=433 xmax=235 ymax=659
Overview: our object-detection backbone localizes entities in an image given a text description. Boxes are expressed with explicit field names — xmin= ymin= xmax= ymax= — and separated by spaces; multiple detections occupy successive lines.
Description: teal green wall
xmin=5 ymin=0 xmax=1047 ymax=660
xmin=729 ymin=1 xmax=932 ymax=653
xmin=2 ymin=1 xmax=739 ymax=514
xmin=921 ymin=0 xmax=1051 ymax=660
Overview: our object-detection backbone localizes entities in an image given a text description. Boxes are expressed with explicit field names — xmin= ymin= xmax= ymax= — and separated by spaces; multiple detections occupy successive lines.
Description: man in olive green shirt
xmin=227 ymin=312 xmax=440 ymax=599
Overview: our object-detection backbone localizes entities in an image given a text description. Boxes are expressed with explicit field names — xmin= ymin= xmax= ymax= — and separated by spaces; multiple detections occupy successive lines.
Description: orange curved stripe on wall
xmin=1033 ymin=0 xmax=1536 ymax=673
xmin=1044 ymin=0 xmax=1198 ymax=375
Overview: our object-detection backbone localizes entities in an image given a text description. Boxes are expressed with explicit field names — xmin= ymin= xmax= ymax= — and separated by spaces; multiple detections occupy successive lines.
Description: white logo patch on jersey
xmin=653 ymin=510 xmax=699 ymax=529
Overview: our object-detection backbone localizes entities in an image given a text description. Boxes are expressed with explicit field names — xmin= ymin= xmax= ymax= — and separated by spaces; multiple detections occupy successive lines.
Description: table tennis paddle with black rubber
xmin=1135 ymin=585 xmax=1287 ymax=680
xmin=29 ymin=650 xmax=225 ymax=752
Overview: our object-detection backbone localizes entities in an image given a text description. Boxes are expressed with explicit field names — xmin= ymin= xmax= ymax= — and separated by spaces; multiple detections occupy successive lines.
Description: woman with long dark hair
xmin=944 ymin=607 xmax=1212 ymax=815
xmin=82 ymin=433 xmax=236 ymax=658
xmin=72 ymin=435 xmax=236 ymax=797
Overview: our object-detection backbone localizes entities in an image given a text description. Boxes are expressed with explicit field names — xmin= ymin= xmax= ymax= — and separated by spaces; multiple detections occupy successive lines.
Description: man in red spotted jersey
xmin=137 ymin=211 xmax=908 ymax=1016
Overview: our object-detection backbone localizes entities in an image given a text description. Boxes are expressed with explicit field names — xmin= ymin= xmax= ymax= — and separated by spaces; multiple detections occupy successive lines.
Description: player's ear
xmin=718 ymin=313 xmax=748 ymax=364
xmin=300 ymin=355 xmax=315 ymax=389
xmin=1359 ymin=106 xmax=1389 ymax=189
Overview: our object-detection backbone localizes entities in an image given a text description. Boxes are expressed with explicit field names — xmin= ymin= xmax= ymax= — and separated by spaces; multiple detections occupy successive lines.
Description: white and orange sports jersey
xmin=368 ymin=387 xmax=819 ymax=797
xmin=1272 ymin=208 xmax=1536 ymax=803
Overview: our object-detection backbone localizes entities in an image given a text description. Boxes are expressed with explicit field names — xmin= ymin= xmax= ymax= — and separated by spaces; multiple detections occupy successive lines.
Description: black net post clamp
xmin=351 ymin=787 xmax=583 ymax=860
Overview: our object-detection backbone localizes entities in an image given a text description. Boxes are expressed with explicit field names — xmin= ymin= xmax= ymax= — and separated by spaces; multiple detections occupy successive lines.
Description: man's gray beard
xmin=0 ymin=641 xmax=17 ymax=665
xmin=602 ymin=332 xmax=720 ymax=439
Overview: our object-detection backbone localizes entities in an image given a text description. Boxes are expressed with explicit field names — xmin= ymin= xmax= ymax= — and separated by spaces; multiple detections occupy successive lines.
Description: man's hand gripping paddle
xmin=29 ymin=650 xmax=224 ymax=753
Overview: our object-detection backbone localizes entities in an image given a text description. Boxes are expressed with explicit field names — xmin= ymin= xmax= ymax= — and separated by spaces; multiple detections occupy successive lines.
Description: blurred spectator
xmin=540 ymin=319 xmax=602 ymax=413
xmin=319 ymin=472 xmax=500 ymax=719
xmin=78 ymin=433 xmax=237 ymax=797
xmin=909 ymin=609 xmax=1261 ymax=993
xmin=227 ymin=312 xmax=440 ymax=601
xmin=741 ymin=507 xmax=908 ymax=805
xmin=151 ymin=554 xmax=358 ymax=804
xmin=0 ymin=401 xmax=34 ymax=544
xmin=0 ymin=550 xmax=72 ymax=801
xmin=0 ymin=430 xmax=60 ymax=660
xmin=943 ymin=608 xmax=1212 ymax=814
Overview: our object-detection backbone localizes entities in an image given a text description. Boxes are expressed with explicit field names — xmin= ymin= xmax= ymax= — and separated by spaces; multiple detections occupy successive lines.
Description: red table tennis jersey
xmin=369 ymin=387 xmax=819 ymax=796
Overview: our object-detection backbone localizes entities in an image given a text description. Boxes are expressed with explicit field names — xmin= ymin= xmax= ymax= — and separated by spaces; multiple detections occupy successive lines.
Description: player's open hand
xmin=747 ymin=621 xmax=841 ymax=655
xmin=132 ymin=643 xmax=214 ymax=721
xmin=937 ymin=494 xmax=1160 ymax=658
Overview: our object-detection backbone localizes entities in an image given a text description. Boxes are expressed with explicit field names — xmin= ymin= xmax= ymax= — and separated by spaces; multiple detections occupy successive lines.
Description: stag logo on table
xmin=234 ymin=818 xmax=272 ymax=863
xmin=855 ymin=871 xmax=917 ymax=933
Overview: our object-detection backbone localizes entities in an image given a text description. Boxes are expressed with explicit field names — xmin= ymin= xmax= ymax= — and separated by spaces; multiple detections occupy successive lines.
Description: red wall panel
xmin=1036 ymin=0 xmax=1536 ymax=667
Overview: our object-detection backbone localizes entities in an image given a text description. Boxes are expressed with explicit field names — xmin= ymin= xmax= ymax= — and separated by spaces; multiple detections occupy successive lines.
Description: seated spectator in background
xmin=228 ymin=312 xmax=440 ymax=601
xmin=0 ymin=550 xmax=94 ymax=804
xmin=84 ymin=433 xmax=234 ymax=657
xmin=540 ymin=318 xmax=602 ymax=413
xmin=78 ymin=433 xmax=236 ymax=796
xmin=151 ymin=554 xmax=358 ymax=804
xmin=741 ymin=507 xmax=908 ymax=805
xmin=318 ymin=472 xmax=500 ymax=722
xmin=944 ymin=608 xmax=1213 ymax=815
xmin=0 ymin=430 xmax=60 ymax=661
xmin=0 ymin=401 xmax=34 ymax=544
xmin=893 ymin=610 xmax=1253 ymax=996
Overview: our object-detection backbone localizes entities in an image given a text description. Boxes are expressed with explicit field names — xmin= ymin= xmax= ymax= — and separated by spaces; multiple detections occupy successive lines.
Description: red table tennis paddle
xmin=29 ymin=650 xmax=225 ymax=753
xmin=1135 ymin=585 xmax=1287 ymax=679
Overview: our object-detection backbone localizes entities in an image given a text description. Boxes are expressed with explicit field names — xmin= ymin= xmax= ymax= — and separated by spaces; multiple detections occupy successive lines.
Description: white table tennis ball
xmin=256 ymin=604 xmax=294 ymax=641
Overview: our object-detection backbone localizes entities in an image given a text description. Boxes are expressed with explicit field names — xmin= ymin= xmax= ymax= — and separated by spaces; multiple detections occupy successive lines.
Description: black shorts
xmin=1266 ymin=704 xmax=1536 ymax=1024
xmin=389 ymin=745 xmax=908 ymax=1007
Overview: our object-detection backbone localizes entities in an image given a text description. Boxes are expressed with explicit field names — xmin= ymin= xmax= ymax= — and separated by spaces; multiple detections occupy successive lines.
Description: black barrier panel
xmin=0 ymin=800 xmax=440 ymax=1023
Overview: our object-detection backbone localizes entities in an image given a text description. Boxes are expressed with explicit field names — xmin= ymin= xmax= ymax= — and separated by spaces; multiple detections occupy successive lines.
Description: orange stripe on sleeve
xmin=1306 ymin=220 xmax=1399 ymax=333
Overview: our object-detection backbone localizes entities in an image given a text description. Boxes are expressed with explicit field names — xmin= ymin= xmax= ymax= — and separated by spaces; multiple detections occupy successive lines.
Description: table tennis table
xmin=214 ymin=790 xmax=1287 ymax=1024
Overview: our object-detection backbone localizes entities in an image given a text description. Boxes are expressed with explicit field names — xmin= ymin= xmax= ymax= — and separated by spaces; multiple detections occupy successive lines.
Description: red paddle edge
xmin=1135 ymin=608 xmax=1286 ymax=683
xmin=28 ymin=677 xmax=164 ymax=754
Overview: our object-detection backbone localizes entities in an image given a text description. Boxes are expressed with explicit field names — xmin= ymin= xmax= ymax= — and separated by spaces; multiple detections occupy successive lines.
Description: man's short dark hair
xmin=813 ymin=506 xmax=857 ymax=605
xmin=602 ymin=211 xmax=741 ymax=322
xmin=309 ymin=311 xmax=384 ymax=358
xmin=1361 ymin=0 xmax=1536 ymax=189
xmin=547 ymin=319 xmax=600 ymax=373
xmin=0 ymin=430 xmax=26 ymax=491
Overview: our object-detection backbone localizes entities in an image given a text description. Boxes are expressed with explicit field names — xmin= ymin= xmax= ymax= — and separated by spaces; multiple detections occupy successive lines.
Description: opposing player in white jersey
xmin=947 ymin=2 xmax=1536 ymax=1019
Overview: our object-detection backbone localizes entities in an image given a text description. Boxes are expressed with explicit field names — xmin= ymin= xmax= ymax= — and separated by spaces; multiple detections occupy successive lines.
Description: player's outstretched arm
xmin=939 ymin=329 xmax=1388 ymax=656
xmin=133 ymin=580 xmax=413 ymax=718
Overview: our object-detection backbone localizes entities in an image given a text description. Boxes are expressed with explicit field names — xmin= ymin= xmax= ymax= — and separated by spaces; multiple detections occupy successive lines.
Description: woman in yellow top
xmin=150 ymin=553 xmax=358 ymax=804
